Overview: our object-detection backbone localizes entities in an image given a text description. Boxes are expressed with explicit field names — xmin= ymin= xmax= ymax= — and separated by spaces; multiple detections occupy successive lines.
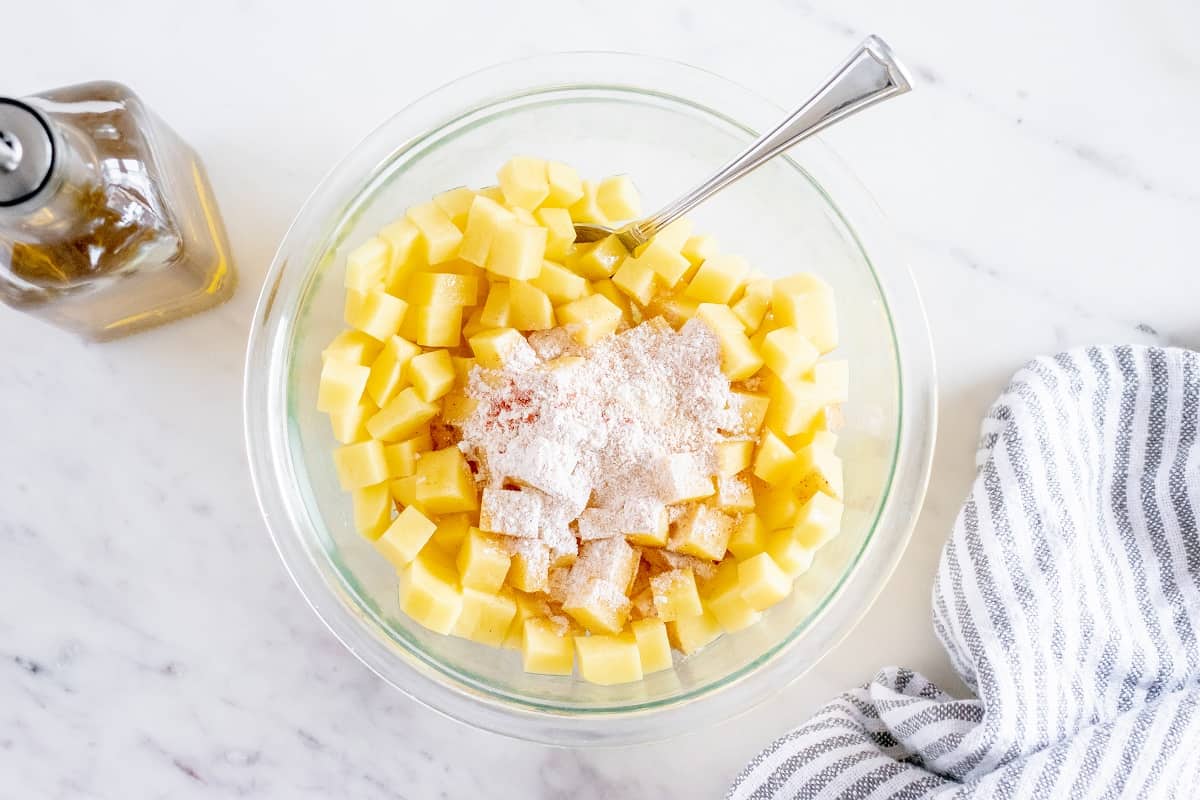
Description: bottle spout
xmin=0 ymin=130 xmax=23 ymax=172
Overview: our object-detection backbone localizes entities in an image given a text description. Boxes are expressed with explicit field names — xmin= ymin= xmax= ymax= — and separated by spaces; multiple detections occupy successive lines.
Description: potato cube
xmin=322 ymin=329 xmax=383 ymax=365
xmin=766 ymin=529 xmax=816 ymax=578
xmin=638 ymin=218 xmax=693 ymax=254
xmin=451 ymin=355 xmax=477 ymax=388
xmin=716 ymin=475 xmax=755 ymax=512
xmin=366 ymin=335 xmax=421 ymax=407
xmin=352 ymin=482 xmax=392 ymax=540
xmin=752 ymin=429 xmax=797 ymax=485
xmin=509 ymin=280 xmax=555 ymax=330
xmin=685 ymin=254 xmax=749 ymax=304
xmin=415 ymin=447 xmax=478 ymax=514
xmin=450 ymin=586 xmax=518 ymax=646
xmin=535 ymin=208 xmax=577 ymax=261
xmin=545 ymin=161 xmax=585 ymax=207
xmin=345 ymin=288 xmax=408 ymax=342
xmin=791 ymin=443 xmax=844 ymax=501
xmin=329 ymin=399 xmax=374 ymax=444
xmin=737 ymin=552 xmax=792 ymax=611
xmin=590 ymin=279 xmax=633 ymax=324
xmin=522 ymin=617 xmax=575 ymax=675
xmin=681 ymin=234 xmax=718 ymax=266
xmin=555 ymin=294 xmax=622 ymax=346
xmin=479 ymin=487 xmax=542 ymax=538
xmin=460 ymin=195 xmax=516 ymax=266
xmin=761 ymin=327 xmax=820 ymax=381
xmin=656 ymin=452 xmax=715 ymax=504
xmin=407 ymin=350 xmax=455 ymax=402
xmin=792 ymin=491 xmax=844 ymax=549
xmin=650 ymin=568 xmax=704 ymax=622
xmin=382 ymin=429 xmax=432 ymax=478
xmin=731 ymin=278 xmax=773 ymax=333
xmin=317 ymin=358 xmax=370 ymax=412
xmin=389 ymin=475 xmax=422 ymax=511
xmin=429 ymin=512 xmax=472 ymax=553
xmin=433 ymin=186 xmax=476 ymax=230
xmin=568 ymin=180 xmax=609 ymax=225
xmin=704 ymin=560 xmax=762 ymax=633
xmin=727 ymin=391 xmax=770 ymax=435
xmin=814 ymin=360 xmax=849 ymax=404
xmin=574 ymin=634 xmax=643 ymax=685
xmin=636 ymin=238 xmax=692 ymax=287
xmin=727 ymin=513 xmax=767 ymax=559
xmin=407 ymin=272 xmax=480 ymax=307
xmin=480 ymin=282 xmax=512 ymax=328
xmin=345 ymin=236 xmax=390 ymax=292
xmin=498 ymin=156 xmax=549 ymax=210
xmin=667 ymin=608 xmax=722 ymax=654
xmin=405 ymin=201 xmax=463 ymax=265
xmin=487 ymin=221 xmax=546 ymax=281
xmin=715 ymin=440 xmax=753 ymax=476
xmin=456 ymin=527 xmax=512 ymax=593
xmin=366 ymin=387 xmax=439 ymax=441
xmin=631 ymin=618 xmax=673 ymax=673
xmin=568 ymin=235 xmax=627 ymax=280
xmin=333 ymin=439 xmax=389 ymax=491
xmin=379 ymin=218 xmax=423 ymax=294
xmin=532 ymin=259 xmax=588 ymax=304
xmin=563 ymin=577 xmax=631 ymax=635
xmin=645 ymin=291 xmax=701 ymax=327
xmin=508 ymin=542 xmax=551 ymax=592
xmin=399 ymin=548 xmax=463 ymax=635
xmin=575 ymin=507 xmax=622 ymax=541
xmin=757 ymin=485 xmax=800 ymax=530
xmin=765 ymin=378 xmax=825 ymax=437
xmin=440 ymin=392 xmax=477 ymax=426
xmin=619 ymin=498 xmax=669 ymax=547
xmin=595 ymin=175 xmax=641 ymax=220
xmin=469 ymin=327 xmax=535 ymax=369
xmin=668 ymin=504 xmax=733 ymax=561
xmin=612 ymin=256 xmax=660 ymax=305
xmin=772 ymin=279 xmax=838 ymax=353
xmin=374 ymin=505 xmax=437 ymax=568
xmin=694 ymin=305 xmax=763 ymax=380
xmin=574 ymin=537 xmax=641 ymax=592
xmin=413 ymin=305 xmax=462 ymax=347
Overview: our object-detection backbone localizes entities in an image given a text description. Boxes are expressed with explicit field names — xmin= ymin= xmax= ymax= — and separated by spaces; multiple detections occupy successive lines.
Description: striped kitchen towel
xmin=730 ymin=346 xmax=1200 ymax=799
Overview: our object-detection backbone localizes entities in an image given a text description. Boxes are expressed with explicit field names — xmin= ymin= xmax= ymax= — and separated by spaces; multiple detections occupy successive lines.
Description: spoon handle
xmin=630 ymin=36 xmax=912 ymax=244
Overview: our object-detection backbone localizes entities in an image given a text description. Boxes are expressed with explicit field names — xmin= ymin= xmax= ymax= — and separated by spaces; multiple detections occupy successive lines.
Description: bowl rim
xmin=244 ymin=49 xmax=937 ymax=746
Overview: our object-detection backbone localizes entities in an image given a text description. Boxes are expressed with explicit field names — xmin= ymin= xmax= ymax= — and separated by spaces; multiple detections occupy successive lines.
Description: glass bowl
xmin=244 ymin=51 xmax=936 ymax=745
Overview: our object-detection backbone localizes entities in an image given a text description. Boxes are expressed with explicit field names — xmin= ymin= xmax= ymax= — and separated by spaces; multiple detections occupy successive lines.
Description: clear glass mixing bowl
xmin=244 ymin=51 xmax=936 ymax=745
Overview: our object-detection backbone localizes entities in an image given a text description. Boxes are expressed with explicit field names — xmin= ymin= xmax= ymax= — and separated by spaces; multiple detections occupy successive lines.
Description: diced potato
xmin=487 ymin=220 xmax=546 ymax=281
xmin=792 ymin=491 xmax=844 ymax=549
xmin=479 ymin=282 xmax=512 ymax=329
xmin=366 ymin=335 xmax=421 ymax=407
xmin=575 ymin=634 xmax=643 ymax=685
xmin=329 ymin=399 xmax=374 ymax=444
xmin=765 ymin=529 xmax=816 ymax=578
xmin=509 ymin=280 xmax=555 ymax=330
xmin=814 ymin=360 xmax=849 ymax=404
xmin=382 ymin=429 xmax=432 ymax=478
xmin=612 ymin=256 xmax=660 ymax=305
xmin=715 ymin=440 xmax=754 ymax=476
xmin=704 ymin=560 xmax=762 ymax=632
xmin=415 ymin=447 xmax=478 ymax=514
xmin=433 ymin=186 xmax=476 ymax=230
xmin=545 ymin=161 xmax=585 ymax=207
xmin=657 ymin=452 xmax=715 ymax=504
xmin=650 ymin=568 xmax=704 ymax=622
xmin=765 ymin=377 xmax=825 ymax=437
xmin=667 ymin=608 xmax=722 ymax=654
xmin=374 ymin=505 xmax=437 ymax=568
xmin=333 ymin=439 xmax=388 ymax=491
xmin=772 ymin=277 xmax=838 ymax=353
xmin=389 ymin=474 xmax=422 ymax=511
xmin=345 ymin=236 xmax=390 ymax=292
xmin=555 ymin=293 xmax=622 ymax=346
xmin=727 ymin=391 xmax=770 ymax=435
xmin=752 ymin=429 xmax=797 ymax=485
xmin=668 ymin=504 xmax=734 ymax=560
xmin=317 ymin=358 xmax=370 ymax=412
xmin=535 ymin=208 xmax=576 ymax=261
xmin=590 ymin=279 xmax=633 ymax=324
xmin=407 ymin=272 xmax=479 ymax=307
xmin=429 ymin=512 xmax=472 ymax=553
xmin=322 ymin=329 xmax=383 ymax=365
xmin=761 ymin=326 xmax=820 ymax=381
xmin=461 ymin=306 xmax=488 ymax=341
xmin=568 ymin=180 xmax=609 ymax=225
xmin=379 ymin=218 xmax=423 ymax=294
xmin=681 ymin=234 xmax=718 ymax=266
xmin=731 ymin=278 xmax=772 ymax=333
xmin=451 ymin=355 xmax=476 ymax=388
xmin=522 ymin=617 xmax=574 ymax=675
xmin=569 ymin=235 xmax=627 ymax=280
xmin=695 ymin=304 xmax=764 ymax=380
xmin=508 ymin=543 xmax=550 ymax=592
xmin=453 ymin=587 xmax=518 ymax=646
xmin=413 ymin=305 xmax=462 ymax=348
xmin=498 ymin=156 xmax=549 ymax=210
xmin=636 ymin=238 xmax=691 ymax=287
xmin=757 ymin=484 xmax=800 ymax=530
xmin=440 ymin=391 xmax=477 ymax=425
xmin=716 ymin=475 xmax=755 ymax=512
xmin=791 ymin=443 xmax=844 ymax=501
xmin=532 ymin=260 xmax=589 ymax=304
xmin=631 ymin=618 xmax=673 ymax=673
xmin=399 ymin=548 xmax=463 ymax=634
xmin=366 ymin=387 xmax=439 ymax=441
xmin=407 ymin=350 xmax=455 ymax=402
xmin=469 ymin=327 xmax=534 ymax=369
xmin=595 ymin=175 xmax=641 ymax=220
xmin=456 ymin=527 xmax=512 ymax=593
xmin=644 ymin=291 xmax=700 ymax=327
xmin=345 ymin=288 xmax=408 ymax=342
xmin=460 ymin=195 xmax=516 ymax=266
xmin=737 ymin=552 xmax=792 ymax=611
xmin=684 ymin=254 xmax=749 ymax=304
xmin=727 ymin=512 xmax=767 ymax=559
xmin=563 ymin=577 xmax=631 ymax=635
xmin=641 ymin=218 xmax=693 ymax=253
xmin=352 ymin=482 xmax=392 ymax=540
xmin=573 ymin=537 xmax=641 ymax=592
xmin=620 ymin=499 xmax=669 ymax=547
xmin=480 ymin=487 xmax=542 ymax=539
xmin=406 ymin=201 xmax=463 ymax=265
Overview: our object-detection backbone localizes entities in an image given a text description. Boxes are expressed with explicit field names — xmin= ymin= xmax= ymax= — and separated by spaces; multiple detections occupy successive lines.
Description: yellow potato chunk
xmin=460 ymin=306 xmax=488 ymax=342
xmin=345 ymin=288 xmax=408 ymax=342
xmin=728 ymin=391 xmax=770 ymax=435
xmin=379 ymin=218 xmax=423 ymax=294
xmin=399 ymin=548 xmax=463 ymax=635
xmin=333 ymin=439 xmax=388 ymax=491
xmin=425 ymin=512 xmax=470 ymax=554
xmin=645 ymin=291 xmax=701 ymax=327
xmin=716 ymin=475 xmax=756 ymax=512
xmin=761 ymin=326 xmax=820 ymax=382
xmin=389 ymin=474 xmax=422 ymax=511
xmin=374 ymin=505 xmax=437 ymax=569
xmin=535 ymin=207 xmax=577 ymax=261
xmin=575 ymin=634 xmax=643 ymax=685
xmin=668 ymin=504 xmax=734 ymax=561
xmin=487 ymin=220 xmax=546 ymax=281
xmin=441 ymin=391 xmax=476 ymax=425
xmin=508 ymin=543 xmax=551 ymax=592
xmin=383 ymin=430 xmax=432 ymax=478
xmin=631 ymin=618 xmax=673 ymax=673
xmin=407 ymin=349 xmax=455 ymax=402
xmin=545 ymin=161 xmax=585 ymax=207
xmin=657 ymin=452 xmax=716 ymax=504
xmin=685 ymin=254 xmax=749 ymax=304
xmin=456 ymin=527 xmax=512 ymax=593
xmin=568 ymin=180 xmax=609 ymax=225
xmin=715 ymin=440 xmax=754 ymax=476
xmin=753 ymin=429 xmax=797 ymax=485
xmin=522 ymin=617 xmax=575 ymax=675
xmin=451 ymin=355 xmax=476 ymax=388
xmin=612 ymin=256 xmax=660 ymax=305
xmin=563 ymin=577 xmax=631 ymax=635
xmin=555 ymin=293 xmax=622 ymax=346
xmin=765 ymin=377 xmax=825 ymax=437
xmin=322 ymin=329 xmax=383 ymax=365
xmin=532 ymin=259 xmax=589 ymax=304
xmin=413 ymin=304 xmax=462 ymax=347
xmin=407 ymin=272 xmax=479 ymax=307
xmin=681 ymin=234 xmax=718 ymax=266
xmin=727 ymin=512 xmax=767 ymax=559
xmin=635 ymin=238 xmax=692 ymax=287
xmin=757 ymin=484 xmax=800 ymax=530
xmin=415 ymin=447 xmax=478 ymax=514
xmin=667 ymin=608 xmax=722 ymax=655
xmin=595 ymin=175 xmax=641 ymax=221
xmin=621 ymin=500 xmax=669 ymax=547
xmin=345 ymin=236 xmax=390 ymax=292
xmin=453 ymin=587 xmax=517 ymax=646
xmin=766 ymin=529 xmax=817 ymax=578
xmin=469 ymin=327 xmax=533 ymax=369
xmin=366 ymin=387 xmax=439 ymax=441
xmin=590 ymin=279 xmax=633 ymax=324
xmin=738 ymin=552 xmax=792 ymax=611
xmin=791 ymin=442 xmax=844 ymax=501
xmin=650 ymin=568 xmax=703 ymax=622
xmin=460 ymin=195 xmax=516 ymax=266
xmin=479 ymin=283 xmax=513 ymax=328
xmin=329 ymin=399 xmax=374 ymax=444
xmin=772 ymin=277 xmax=838 ymax=353
xmin=433 ymin=186 xmax=476 ymax=230
xmin=731 ymin=278 xmax=772 ymax=333
xmin=695 ymin=304 xmax=764 ymax=380
xmin=509 ymin=280 xmax=555 ymax=330
xmin=406 ymin=201 xmax=463 ymax=265
xmin=352 ymin=482 xmax=392 ymax=540
xmin=366 ymin=335 xmax=421 ymax=407
xmin=792 ymin=491 xmax=844 ymax=549
xmin=704 ymin=560 xmax=762 ymax=632
xmin=568 ymin=235 xmax=627 ymax=280
xmin=497 ymin=156 xmax=549 ymax=210
xmin=317 ymin=358 xmax=370 ymax=412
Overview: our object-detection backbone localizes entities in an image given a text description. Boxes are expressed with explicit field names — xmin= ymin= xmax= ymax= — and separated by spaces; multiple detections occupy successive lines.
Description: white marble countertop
xmin=5 ymin=0 xmax=1199 ymax=796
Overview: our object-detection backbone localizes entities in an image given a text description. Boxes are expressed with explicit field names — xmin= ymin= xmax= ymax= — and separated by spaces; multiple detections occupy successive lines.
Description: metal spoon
xmin=573 ymin=36 xmax=912 ymax=250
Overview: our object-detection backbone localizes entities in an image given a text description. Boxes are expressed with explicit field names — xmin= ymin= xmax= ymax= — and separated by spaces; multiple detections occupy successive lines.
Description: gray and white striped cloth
xmin=730 ymin=346 xmax=1200 ymax=799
